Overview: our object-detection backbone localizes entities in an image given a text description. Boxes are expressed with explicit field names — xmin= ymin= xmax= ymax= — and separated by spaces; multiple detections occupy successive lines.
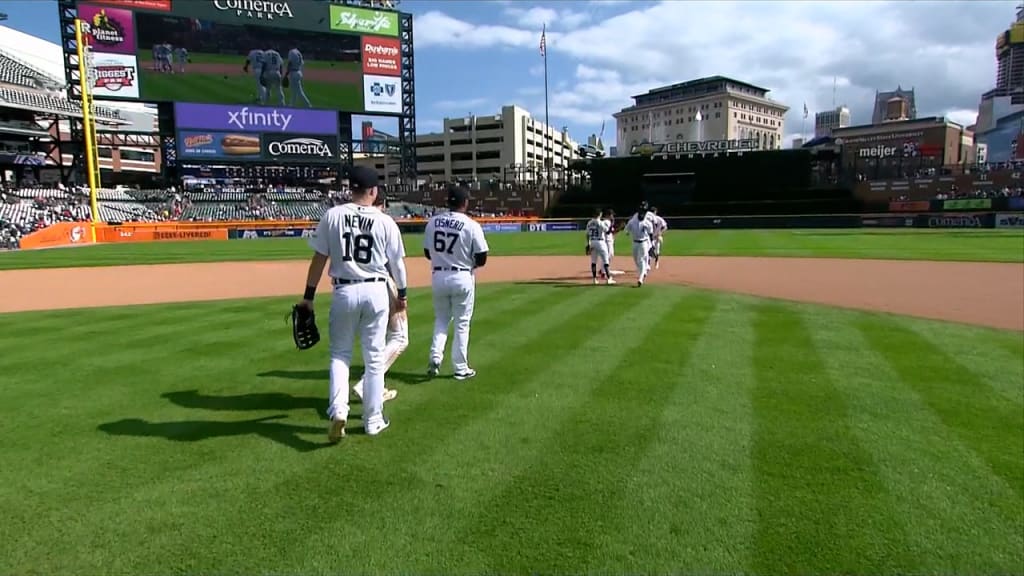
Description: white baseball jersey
xmin=309 ymin=203 xmax=407 ymax=284
xmin=263 ymin=50 xmax=283 ymax=73
xmin=247 ymin=49 xmax=265 ymax=70
xmin=647 ymin=213 xmax=668 ymax=236
xmin=287 ymin=49 xmax=304 ymax=72
xmin=626 ymin=214 xmax=655 ymax=243
xmin=423 ymin=211 xmax=489 ymax=270
xmin=174 ymin=47 xmax=188 ymax=60
xmin=585 ymin=218 xmax=610 ymax=243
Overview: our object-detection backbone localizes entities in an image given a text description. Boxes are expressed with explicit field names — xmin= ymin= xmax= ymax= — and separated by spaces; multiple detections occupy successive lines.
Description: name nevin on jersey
xmin=344 ymin=213 xmax=375 ymax=232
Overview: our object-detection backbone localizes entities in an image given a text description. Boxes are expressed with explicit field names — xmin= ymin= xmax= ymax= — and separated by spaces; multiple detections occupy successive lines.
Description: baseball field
xmin=0 ymin=228 xmax=1022 ymax=574
xmin=136 ymin=52 xmax=363 ymax=110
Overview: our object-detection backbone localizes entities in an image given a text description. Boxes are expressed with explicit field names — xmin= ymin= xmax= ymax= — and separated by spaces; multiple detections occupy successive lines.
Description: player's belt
xmin=633 ymin=239 xmax=649 ymax=243
xmin=433 ymin=266 xmax=471 ymax=272
xmin=332 ymin=277 xmax=387 ymax=286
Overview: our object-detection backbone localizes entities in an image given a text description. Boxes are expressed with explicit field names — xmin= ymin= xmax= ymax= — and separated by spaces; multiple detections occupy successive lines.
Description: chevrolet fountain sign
xmin=630 ymin=138 xmax=760 ymax=156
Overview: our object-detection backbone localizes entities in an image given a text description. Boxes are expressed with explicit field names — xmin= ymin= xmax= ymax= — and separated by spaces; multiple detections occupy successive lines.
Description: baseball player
xmin=604 ymin=209 xmax=617 ymax=275
xmin=161 ymin=43 xmax=173 ymax=72
xmin=286 ymin=47 xmax=311 ymax=108
xmin=174 ymin=46 xmax=188 ymax=74
xmin=423 ymin=185 xmax=489 ymax=380
xmin=625 ymin=202 xmax=655 ymax=287
xmin=261 ymin=48 xmax=286 ymax=106
xmin=297 ymin=165 xmax=408 ymax=442
xmin=585 ymin=208 xmax=614 ymax=284
xmin=646 ymin=206 xmax=668 ymax=270
xmin=243 ymin=49 xmax=266 ymax=104
xmin=352 ymin=192 xmax=405 ymax=403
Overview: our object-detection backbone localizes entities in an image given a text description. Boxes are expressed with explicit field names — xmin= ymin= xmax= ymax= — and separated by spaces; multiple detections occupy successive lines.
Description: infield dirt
xmin=1 ymin=256 xmax=1021 ymax=331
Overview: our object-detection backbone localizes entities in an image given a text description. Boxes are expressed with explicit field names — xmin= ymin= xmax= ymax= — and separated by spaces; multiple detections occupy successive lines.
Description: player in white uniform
xmin=243 ymin=49 xmax=266 ymax=104
xmin=625 ymin=203 xmax=655 ymax=287
xmin=585 ymin=208 xmax=614 ymax=284
xmin=261 ymin=48 xmax=286 ymax=106
xmin=297 ymin=166 xmax=408 ymax=442
xmin=604 ymin=209 xmax=617 ymax=274
xmin=174 ymin=46 xmax=188 ymax=74
xmin=286 ymin=47 xmax=311 ymax=108
xmin=423 ymin=185 xmax=489 ymax=380
xmin=352 ymin=192 xmax=405 ymax=403
xmin=646 ymin=206 xmax=668 ymax=270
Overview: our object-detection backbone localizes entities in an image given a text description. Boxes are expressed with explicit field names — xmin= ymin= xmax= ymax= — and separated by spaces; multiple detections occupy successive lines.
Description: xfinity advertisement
xmin=175 ymin=102 xmax=339 ymax=134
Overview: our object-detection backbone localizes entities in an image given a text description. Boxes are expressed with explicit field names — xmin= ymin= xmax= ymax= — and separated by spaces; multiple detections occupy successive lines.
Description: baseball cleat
xmin=383 ymin=388 xmax=398 ymax=402
xmin=454 ymin=368 xmax=477 ymax=380
xmin=606 ymin=277 xmax=616 ymax=285
xmin=366 ymin=417 xmax=390 ymax=436
xmin=427 ymin=362 xmax=440 ymax=377
xmin=327 ymin=418 xmax=346 ymax=443
xmin=593 ymin=277 xmax=598 ymax=284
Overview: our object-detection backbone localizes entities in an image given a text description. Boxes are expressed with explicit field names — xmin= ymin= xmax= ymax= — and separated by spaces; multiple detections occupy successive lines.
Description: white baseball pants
xmin=632 ymin=240 xmax=652 ymax=282
xmin=353 ymin=309 xmax=408 ymax=391
xmin=327 ymin=281 xmax=389 ymax=427
xmin=429 ymin=270 xmax=476 ymax=374
xmin=589 ymin=240 xmax=610 ymax=266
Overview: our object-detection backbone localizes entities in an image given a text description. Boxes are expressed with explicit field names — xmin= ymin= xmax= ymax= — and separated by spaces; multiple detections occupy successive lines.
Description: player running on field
xmin=243 ymin=48 xmax=266 ymax=104
xmin=646 ymin=206 xmax=668 ymax=270
xmin=585 ymin=208 xmax=614 ymax=284
xmin=625 ymin=202 xmax=655 ymax=287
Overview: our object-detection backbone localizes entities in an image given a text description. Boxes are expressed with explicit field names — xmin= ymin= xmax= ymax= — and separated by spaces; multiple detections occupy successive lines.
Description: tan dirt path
xmin=0 ymin=256 xmax=1021 ymax=331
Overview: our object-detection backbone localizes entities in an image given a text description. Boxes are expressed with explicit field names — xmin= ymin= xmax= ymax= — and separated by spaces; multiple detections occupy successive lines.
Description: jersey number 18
xmin=341 ymin=231 xmax=373 ymax=264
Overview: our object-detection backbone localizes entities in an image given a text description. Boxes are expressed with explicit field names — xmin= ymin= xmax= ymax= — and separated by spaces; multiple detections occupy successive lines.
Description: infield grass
xmin=0 ymin=283 xmax=1021 ymax=574
xmin=136 ymin=52 xmax=362 ymax=110
xmin=0 ymin=229 xmax=1021 ymax=270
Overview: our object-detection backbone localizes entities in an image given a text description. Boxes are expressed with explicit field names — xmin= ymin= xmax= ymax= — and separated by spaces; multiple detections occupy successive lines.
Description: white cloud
xmin=416 ymin=1 xmax=1008 ymax=146
xmin=434 ymin=97 xmax=489 ymax=111
xmin=503 ymin=6 xmax=591 ymax=30
xmin=945 ymin=108 xmax=979 ymax=128
xmin=528 ymin=64 xmax=545 ymax=77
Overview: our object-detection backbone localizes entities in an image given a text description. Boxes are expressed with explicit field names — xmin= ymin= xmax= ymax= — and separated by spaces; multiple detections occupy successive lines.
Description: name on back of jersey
xmin=345 ymin=213 xmax=375 ymax=232
xmin=433 ymin=217 xmax=465 ymax=231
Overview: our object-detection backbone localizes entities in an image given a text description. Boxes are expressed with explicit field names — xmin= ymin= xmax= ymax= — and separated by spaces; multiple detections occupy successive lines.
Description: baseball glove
xmin=585 ymin=244 xmax=592 ymax=256
xmin=282 ymin=75 xmax=290 ymax=88
xmin=290 ymin=304 xmax=320 ymax=350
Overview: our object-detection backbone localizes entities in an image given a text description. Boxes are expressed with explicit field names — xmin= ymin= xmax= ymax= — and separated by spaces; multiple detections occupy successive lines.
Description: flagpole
xmin=542 ymin=23 xmax=551 ymax=209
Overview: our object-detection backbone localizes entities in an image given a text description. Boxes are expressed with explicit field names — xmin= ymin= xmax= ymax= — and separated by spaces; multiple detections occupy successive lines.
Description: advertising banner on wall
xmin=178 ymin=130 xmax=263 ymax=161
xmin=1009 ymin=196 xmax=1024 ymax=210
xmin=526 ymin=222 xmax=579 ymax=232
xmin=236 ymin=228 xmax=314 ymax=239
xmin=943 ymin=198 xmax=992 ymax=210
xmin=361 ymin=36 xmax=401 ymax=76
xmin=362 ymin=74 xmax=403 ymax=114
xmin=78 ymin=3 xmax=136 ymax=54
xmin=262 ymin=133 xmax=339 ymax=163
xmin=174 ymin=103 xmax=338 ymax=135
xmin=919 ymin=213 xmax=994 ymax=228
xmin=90 ymin=0 xmax=170 ymax=11
xmin=90 ymin=53 xmax=140 ymax=99
xmin=481 ymin=223 xmax=522 ymax=233
xmin=888 ymin=200 xmax=931 ymax=212
xmin=995 ymin=212 xmax=1024 ymax=228
xmin=330 ymin=5 xmax=399 ymax=36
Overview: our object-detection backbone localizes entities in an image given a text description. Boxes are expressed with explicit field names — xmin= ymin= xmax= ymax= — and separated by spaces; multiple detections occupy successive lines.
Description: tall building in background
xmin=974 ymin=4 xmax=1024 ymax=162
xmin=871 ymin=87 xmax=916 ymax=124
xmin=814 ymin=105 xmax=851 ymax=138
xmin=613 ymin=75 xmax=789 ymax=156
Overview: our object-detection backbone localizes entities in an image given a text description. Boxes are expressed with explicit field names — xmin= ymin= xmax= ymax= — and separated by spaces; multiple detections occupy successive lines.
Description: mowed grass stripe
xmin=604 ymin=295 xmax=757 ymax=572
xmin=751 ymin=303 xmax=909 ymax=573
xmin=855 ymin=317 xmax=1024 ymax=501
xmin=460 ymin=290 xmax=719 ymax=574
xmin=402 ymin=288 xmax=692 ymax=573
xmin=185 ymin=284 xmax=626 ymax=569
xmin=806 ymin=308 xmax=1024 ymax=571
xmin=908 ymin=321 xmax=1024 ymax=406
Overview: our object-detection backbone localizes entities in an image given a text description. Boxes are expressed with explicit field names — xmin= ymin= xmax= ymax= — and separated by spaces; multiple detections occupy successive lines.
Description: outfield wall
xmin=17 ymin=211 xmax=1024 ymax=250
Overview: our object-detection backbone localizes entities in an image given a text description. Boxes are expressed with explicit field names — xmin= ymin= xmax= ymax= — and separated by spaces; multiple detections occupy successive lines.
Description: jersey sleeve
xmin=308 ymin=212 xmax=330 ymax=255
xmin=472 ymin=221 xmax=489 ymax=254
xmin=422 ymin=218 xmax=433 ymax=253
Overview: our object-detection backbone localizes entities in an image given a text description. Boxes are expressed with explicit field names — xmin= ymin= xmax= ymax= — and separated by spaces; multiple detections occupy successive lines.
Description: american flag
xmin=540 ymin=24 xmax=546 ymax=57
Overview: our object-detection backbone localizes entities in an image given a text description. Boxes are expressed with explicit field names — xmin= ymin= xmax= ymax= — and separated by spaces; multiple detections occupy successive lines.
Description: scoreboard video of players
xmin=72 ymin=0 xmax=404 ymax=115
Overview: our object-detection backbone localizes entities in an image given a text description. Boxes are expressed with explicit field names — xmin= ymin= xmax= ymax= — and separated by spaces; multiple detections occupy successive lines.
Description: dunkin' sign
xmin=362 ymin=36 xmax=401 ymax=76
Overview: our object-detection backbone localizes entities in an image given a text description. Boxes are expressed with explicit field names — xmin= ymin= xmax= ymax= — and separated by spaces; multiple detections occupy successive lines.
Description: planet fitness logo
xmin=85 ymin=9 xmax=128 ymax=48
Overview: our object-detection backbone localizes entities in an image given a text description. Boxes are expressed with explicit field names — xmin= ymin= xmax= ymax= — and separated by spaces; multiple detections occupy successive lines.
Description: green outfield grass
xmin=0 ymin=229 xmax=1021 ymax=270
xmin=136 ymin=51 xmax=362 ymax=110
xmin=0 ymin=283 xmax=1021 ymax=574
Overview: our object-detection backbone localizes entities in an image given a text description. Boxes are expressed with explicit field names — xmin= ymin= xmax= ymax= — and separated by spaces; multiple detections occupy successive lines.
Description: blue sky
xmin=0 ymin=0 xmax=1012 ymax=148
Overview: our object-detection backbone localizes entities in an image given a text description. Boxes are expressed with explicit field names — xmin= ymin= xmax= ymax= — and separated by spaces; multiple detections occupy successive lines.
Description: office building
xmin=814 ymin=105 xmax=851 ymax=138
xmin=974 ymin=4 xmax=1024 ymax=162
xmin=613 ymin=75 xmax=789 ymax=156
xmin=871 ymin=87 xmax=917 ymax=124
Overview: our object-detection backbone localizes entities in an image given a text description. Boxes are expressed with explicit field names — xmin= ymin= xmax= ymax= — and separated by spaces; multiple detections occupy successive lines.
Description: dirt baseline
xmin=1 ymin=256 xmax=1021 ymax=331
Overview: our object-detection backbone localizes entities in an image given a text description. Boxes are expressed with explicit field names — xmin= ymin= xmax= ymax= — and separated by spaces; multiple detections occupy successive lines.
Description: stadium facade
xmin=974 ymin=4 xmax=1024 ymax=163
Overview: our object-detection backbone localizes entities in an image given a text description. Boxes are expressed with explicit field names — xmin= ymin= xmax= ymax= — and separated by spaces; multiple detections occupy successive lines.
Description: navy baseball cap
xmin=347 ymin=166 xmax=379 ymax=191
xmin=448 ymin=185 xmax=471 ymax=206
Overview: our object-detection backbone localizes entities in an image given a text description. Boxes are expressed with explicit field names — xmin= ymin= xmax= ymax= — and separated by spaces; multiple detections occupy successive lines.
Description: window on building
xmin=715 ymin=112 xmax=721 ymax=119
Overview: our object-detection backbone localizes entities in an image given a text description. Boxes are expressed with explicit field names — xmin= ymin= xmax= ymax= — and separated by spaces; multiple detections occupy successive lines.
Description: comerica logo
xmin=212 ymin=0 xmax=294 ymax=20
xmin=267 ymin=137 xmax=333 ymax=157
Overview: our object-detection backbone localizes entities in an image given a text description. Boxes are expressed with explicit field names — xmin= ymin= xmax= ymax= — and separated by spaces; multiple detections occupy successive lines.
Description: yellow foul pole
xmin=74 ymin=19 xmax=101 ymax=243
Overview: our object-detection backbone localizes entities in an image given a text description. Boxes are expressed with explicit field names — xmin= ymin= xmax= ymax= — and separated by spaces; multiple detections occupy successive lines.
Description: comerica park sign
xmin=630 ymin=138 xmax=760 ymax=156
